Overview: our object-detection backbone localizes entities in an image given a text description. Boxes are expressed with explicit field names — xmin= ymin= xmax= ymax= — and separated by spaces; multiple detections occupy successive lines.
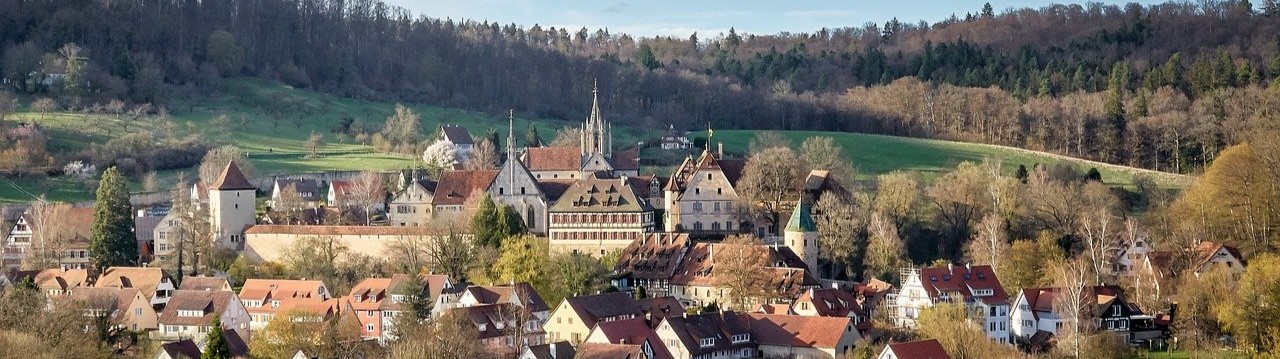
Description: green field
xmin=712 ymin=130 xmax=1188 ymax=187
xmin=0 ymin=78 xmax=1186 ymax=204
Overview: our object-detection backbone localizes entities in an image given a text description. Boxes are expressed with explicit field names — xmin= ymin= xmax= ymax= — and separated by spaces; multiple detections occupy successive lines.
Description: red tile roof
xmin=160 ymin=290 xmax=239 ymax=326
xmin=613 ymin=233 xmax=691 ymax=281
xmin=432 ymin=170 xmax=498 ymax=206
xmin=244 ymin=224 xmax=431 ymax=236
xmin=611 ymin=148 xmax=640 ymax=171
xmin=575 ymin=343 xmax=645 ymax=359
xmin=179 ymin=276 xmax=233 ymax=291
xmin=883 ymin=339 xmax=950 ymax=359
xmin=525 ymin=147 xmax=583 ymax=171
xmin=918 ymin=265 xmax=1009 ymax=306
xmin=589 ymin=317 xmax=673 ymax=358
xmin=211 ymin=161 xmax=256 ymax=191
xmin=742 ymin=313 xmax=854 ymax=349
xmin=796 ymin=288 xmax=862 ymax=318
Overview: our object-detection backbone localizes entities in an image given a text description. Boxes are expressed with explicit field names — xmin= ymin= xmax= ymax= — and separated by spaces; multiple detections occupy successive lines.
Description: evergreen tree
xmin=1102 ymin=61 xmax=1129 ymax=162
xmin=1038 ymin=78 xmax=1052 ymax=97
xmin=1015 ymin=164 xmax=1029 ymax=183
xmin=525 ymin=124 xmax=542 ymax=147
xmin=635 ymin=43 xmax=662 ymax=70
xmin=90 ymin=166 xmax=137 ymax=269
xmin=496 ymin=204 xmax=527 ymax=241
xmin=202 ymin=316 xmax=231 ymax=359
xmin=981 ymin=3 xmax=996 ymax=18
xmin=471 ymin=195 xmax=499 ymax=247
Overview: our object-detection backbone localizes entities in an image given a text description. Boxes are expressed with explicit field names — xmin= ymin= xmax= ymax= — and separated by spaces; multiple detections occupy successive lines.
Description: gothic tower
xmin=581 ymin=80 xmax=611 ymax=159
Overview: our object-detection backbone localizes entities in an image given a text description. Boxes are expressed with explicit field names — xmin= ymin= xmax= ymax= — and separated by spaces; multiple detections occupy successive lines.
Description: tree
xmin=738 ymin=146 xmax=806 ymax=233
xmin=925 ymin=162 xmax=991 ymax=259
xmin=283 ymin=235 xmax=349 ymax=289
xmin=1052 ymin=257 xmax=1093 ymax=359
xmin=496 ymin=204 xmax=527 ymax=240
xmin=963 ymin=214 xmax=1010 ymax=278
xmin=916 ymin=300 xmax=1014 ymax=359
xmin=168 ymin=176 xmax=215 ymax=278
xmin=381 ymin=104 xmax=422 ymax=154
xmin=1220 ymin=254 xmax=1280 ymax=354
xmin=471 ymin=194 xmax=500 ymax=247
xmin=873 ymin=172 xmax=921 ymax=230
xmin=386 ymin=310 xmax=489 ymax=359
xmin=1002 ymin=234 xmax=1063 ymax=292
xmin=814 ymin=192 xmax=862 ymax=279
xmin=748 ymin=131 xmax=790 ymax=155
xmin=22 ymin=198 xmax=74 ymax=270
xmin=492 ymin=235 xmax=548 ymax=287
xmin=306 ymin=131 xmax=324 ymax=157
xmin=1174 ymin=266 xmax=1230 ymax=350
xmin=202 ymin=316 xmax=231 ymax=359
xmin=634 ymin=43 xmax=662 ymax=70
xmin=58 ymin=44 xmax=87 ymax=97
xmin=426 ymin=230 xmax=476 ymax=282
xmin=525 ymin=124 xmax=542 ymax=147
xmin=865 ymin=212 xmax=905 ymax=280
xmin=272 ymin=183 xmax=306 ymax=224
xmin=712 ymin=235 xmax=770 ymax=310
xmin=421 ymin=140 xmax=458 ymax=170
xmin=544 ymin=251 xmax=608 ymax=310
xmin=799 ymin=136 xmax=856 ymax=186
xmin=206 ymin=30 xmax=244 ymax=76
xmin=31 ymin=98 xmax=56 ymax=122
xmin=980 ymin=2 xmax=995 ymax=18
xmin=89 ymin=167 xmax=137 ymax=269
xmin=1077 ymin=182 xmax=1120 ymax=283
xmin=466 ymin=138 xmax=498 ymax=170
xmin=198 ymin=146 xmax=254 ymax=186
xmin=349 ymin=170 xmax=386 ymax=225
xmin=549 ymin=126 xmax=581 ymax=147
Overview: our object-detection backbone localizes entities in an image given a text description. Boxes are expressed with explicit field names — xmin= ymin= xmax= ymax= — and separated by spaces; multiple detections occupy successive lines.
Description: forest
xmin=1 ymin=0 xmax=1279 ymax=174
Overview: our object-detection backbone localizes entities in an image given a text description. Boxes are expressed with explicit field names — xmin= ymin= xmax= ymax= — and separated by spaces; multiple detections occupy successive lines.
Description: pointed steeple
xmin=785 ymin=196 xmax=817 ymax=233
xmin=507 ymin=109 xmax=516 ymax=161
xmin=211 ymin=160 xmax=255 ymax=191
xmin=582 ymin=78 xmax=610 ymax=158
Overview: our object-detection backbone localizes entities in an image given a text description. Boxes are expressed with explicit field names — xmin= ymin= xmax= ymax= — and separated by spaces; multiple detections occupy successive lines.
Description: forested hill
xmin=1 ymin=0 xmax=1278 ymax=174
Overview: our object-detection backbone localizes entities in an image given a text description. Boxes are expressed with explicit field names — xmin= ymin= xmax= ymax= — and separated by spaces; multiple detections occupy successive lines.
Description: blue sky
xmin=384 ymin=0 xmax=1170 ymax=38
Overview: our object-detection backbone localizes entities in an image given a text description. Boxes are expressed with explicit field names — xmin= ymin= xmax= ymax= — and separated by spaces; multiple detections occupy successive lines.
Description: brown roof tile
xmin=432 ymin=170 xmax=498 ymax=206
xmin=743 ymin=313 xmax=854 ymax=349
xmin=211 ymin=161 xmax=256 ymax=191
xmin=536 ymin=179 xmax=576 ymax=202
xmin=524 ymin=146 xmax=583 ymax=171
xmin=918 ymin=265 xmax=1009 ymax=306
xmin=563 ymin=292 xmax=643 ymax=329
xmin=160 ymin=290 xmax=238 ymax=327
xmin=883 ymin=339 xmax=950 ymax=359
xmin=94 ymin=267 xmax=173 ymax=300
xmin=614 ymin=233 xmax=690 ymax=281
xmin=575 ymin=343 xmax=645 ymax=359
xmin=547 ymin=175 xmax=653 ymax=213
xmin=179 ymin=276 xmax=233 ymax=291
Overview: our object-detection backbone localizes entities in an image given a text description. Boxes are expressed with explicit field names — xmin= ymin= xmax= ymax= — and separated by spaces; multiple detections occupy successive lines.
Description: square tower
xmin=209 ymin=161 xmax=257 ymax=250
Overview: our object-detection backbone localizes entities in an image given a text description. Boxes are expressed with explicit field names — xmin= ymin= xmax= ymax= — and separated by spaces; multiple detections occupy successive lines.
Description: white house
xmin=893 ymin=264 xmax=1011 ymax=344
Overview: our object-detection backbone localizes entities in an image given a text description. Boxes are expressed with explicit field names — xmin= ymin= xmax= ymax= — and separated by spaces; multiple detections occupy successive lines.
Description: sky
xmin=383 ymin=0 xmax=1171 ymax=38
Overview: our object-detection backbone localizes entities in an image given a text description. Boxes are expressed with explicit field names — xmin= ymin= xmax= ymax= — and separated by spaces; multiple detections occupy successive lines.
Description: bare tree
xmin=272 ymin=184 xmax=305 ymax=224
xmin=712 ymin=235 xmax=770 ymax=311
xmin=814 ymin=192 xmax=863 ymax=279
xmin=872 ymin=171 xmax=920 ymax=230
xmin=350 ymin=171 xmax=386 ymax=225
xmin=23 ymin=197 xmax=74 ymax=270
xmin=168 ymin=179 xmax=215 ymax=278
xmin=865 ymin=212 xmax=905 ymax=280
xmin=1078 ymin=182 xmax=1120 ymax=284
xmin=748 ymin=131 xmax=790 ymax=155
xmin=465 ymin=138 xmax=498 ymax=170
xmin=0 ymin=91 xmax=15 ymax=122
xmin=198 ymin=145 xmax=254 ymax=186
xmin=799 ymin=136 xmax=856 ymax=185
xmin=964 ymin=214 xmax=1010 ymax=278
xmin=31 ymin=98 xmax=56 ymax=122
xmin=548 ymin=126 xmax=581 ymax=147
xmin=305 ymin=132 xmax=324 ymax=158
xmin=1052 ymin=257 xmax=1093 ymax=359
xmin=738 ymin=147 xmax=806 ymax=233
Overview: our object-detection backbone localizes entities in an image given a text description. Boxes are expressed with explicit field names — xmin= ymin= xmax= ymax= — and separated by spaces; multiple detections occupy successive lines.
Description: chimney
xmin=717 ymin=142 xmax=724 ymax=158
xmin=807 ymin=288 xmax=814 ymax=299
xmin=550 ymin=343 xmax=557 ymax=358
xmin=620 ymin=338 xmax=628 ymax=344
xmin=965 ymin=262 xmax=971 ymax=271
xmin=709 ymin=244 xmax=714 ymax=262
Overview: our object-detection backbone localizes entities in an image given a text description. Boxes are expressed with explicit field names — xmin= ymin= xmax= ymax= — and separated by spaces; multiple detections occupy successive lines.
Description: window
xmin=135 ymin=308 xmax=142 ymax=316
xmin=714 ymin=202 xmax=720 ymax=212
xmin=366 ymin=324 xmax=374 ymax=332
xmin=700 ymin=338 xmax=715 ymax=347
xmin=693 ymin=202 xmax=702 ymax=211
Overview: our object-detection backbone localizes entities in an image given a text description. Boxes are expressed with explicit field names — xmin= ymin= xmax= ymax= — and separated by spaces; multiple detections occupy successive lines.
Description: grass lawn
xmin=1130 ymin=349 xmax=1242 ymax=358
xmin=712 ymin=130 xmax=1189 ymax=188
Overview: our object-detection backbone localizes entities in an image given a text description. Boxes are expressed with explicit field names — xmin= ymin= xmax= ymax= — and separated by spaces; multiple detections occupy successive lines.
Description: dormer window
xmin=700 ymin=338 xmax=715 ymax=347
xmin=271 ymin=301 xmax=280 ymax=308
xmin=731 ymin=334 xmax=750 ymax=343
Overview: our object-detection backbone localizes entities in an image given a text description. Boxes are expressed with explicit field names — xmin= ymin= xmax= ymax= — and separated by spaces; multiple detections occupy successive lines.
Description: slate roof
xmin=589 ymin=317 xmax=673 ymax=358
xmin=576 ymin=343 xmax=645 ymax=359
xmin=134 ymin=216 xmax=163 ymax=242
xmin=536 ymin=179 xmax=576 ymax=203
xmin=918 ymin=265 xmax=1009 ymax=306
xmin=462 ymin=283 xmax=551 ymax=312
xmin=159 ymin=339 xmax=202 ymax=359
xmin=547 ymin=174 xmax=653 ymax=213
xmin=211 ymin=161 xmax=256 ymax=191
xmin=432 ymin=170 xmax=498 ymax=206
xmin=742 ymin=313 xmax=854 ymax=349
xmin=660 ymin=311 xmax=754 ymax=355
xmin=883 ymin=339 xmax=950 ymax=359
xmin=524 ymin=341 xmax=576 ymax=359
xmin=160 ymin=290 xmax=238 ymax=326
xmin=610 ymin=148 xmax=641 ymax=171
xmin=637 ymin=296 xmax=685 ymax=324
xmin=441 ymin=125 xmax=474 ymax=145
xmin=563 ymin=292 xmax=643 ymax=329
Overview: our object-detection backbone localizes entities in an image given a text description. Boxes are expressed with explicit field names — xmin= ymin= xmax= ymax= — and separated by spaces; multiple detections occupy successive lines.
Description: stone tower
xmin=490 ymin=111 xmax=548 ymax=234
xmin=784 ymin=197 xmax=819 ymax=272
xmin=209 ymin=160 xmax=257 ymax=249
xmin=580 ymin=80 xmax=611 ymax=159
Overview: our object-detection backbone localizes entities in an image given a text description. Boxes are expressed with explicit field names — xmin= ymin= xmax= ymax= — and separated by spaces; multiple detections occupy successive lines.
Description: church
xmin=521 ymin=82 xmax=640 ymax=180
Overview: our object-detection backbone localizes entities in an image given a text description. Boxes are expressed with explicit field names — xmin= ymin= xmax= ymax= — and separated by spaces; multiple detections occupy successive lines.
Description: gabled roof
xmin=211 ymin=161 xmax=256 ymax=191
xmin=524 ymin=341 xmax=576 ymax=359
xmin=589 ymin=317 xmax=673 ymax=358
xmin=613 ymin=233 xmax=690 ymax=281
xmin=882 ymin=339 xmax=950 ymax=359
xmin=239 ymin=279 xmax=328 ymax=303
xmin=159 ymin=339 xmax=203 ymax=359
xmin=524 ymin=147 xmax=583 ymax=172
xmin=160 ymin=290 xmax=239 ymax=326
xmin=576 ymin=343 xmax=645 ymax=359
xmin=796 ymin=288 xmax=862 ymax=317
xmin=179 ymin=276 xmax=233 ymax=291
xmin=462 ymin=303 xmax=530 ymax=340
xmin=432 ymin=170 xmax=499 ymax=206
xmin=65 ymin=286 xmax=142 ymax=312
xmin=15 ymin=268 xmax=90 ymax=291
xmin=659 ymin=311 xmax=754 ymax=355
xmin=670 ymin=242 xmax=817 ymax=291
xmin=785 ymin=198 xmax=816 ymax=232
xmin=94 ymin=267 xmax=173 ymax=300
xmin=461 ymin=283 xmax=550 ymax=312
xmin=563 ymin=292 xmax=643 ymax=329
xmin=345 ymin=273 xmax=449 ymax=312
xmin=536 ymin=179 xmax=576 ymax=203
xmin=440 ymin=125 xmax=474 ymax=145
xmin=547 ymin=174 xmax=653 ymax=213
xmin=917 ymin=264 xmax=1009 ymax=306
xmin=742 ymin=313 xmax=854 ymax=349
xmin=1192 ymin=241 xmax=1246 ymax=269
xmin=637 ymin=296 xmax=685 ymax=324
xmin=273 ymin=179 xmax=322 ymax=202
xmin=134 ymin=216 xmax=163 ymax=242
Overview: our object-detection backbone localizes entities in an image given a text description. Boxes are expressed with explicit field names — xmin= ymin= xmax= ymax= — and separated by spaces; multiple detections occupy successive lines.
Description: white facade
xmin=210 ymin=187 xmax=255 ymax=250
xmin=663 ymin=154 xmax=744 ymax=234
xmin=893 ymin=268 xmax=1011 ymax=344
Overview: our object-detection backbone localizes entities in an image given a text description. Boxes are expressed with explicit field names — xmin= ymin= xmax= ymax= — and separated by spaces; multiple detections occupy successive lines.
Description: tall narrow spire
xmin=507 ymin=109 xmax=515 ymax=160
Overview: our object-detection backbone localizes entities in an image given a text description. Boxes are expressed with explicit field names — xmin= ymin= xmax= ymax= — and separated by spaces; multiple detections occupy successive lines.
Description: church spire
xmin=507 ymin=109 xmax=515 ymax=161
xmin=582 ymin=78 xmax=610 ymax=158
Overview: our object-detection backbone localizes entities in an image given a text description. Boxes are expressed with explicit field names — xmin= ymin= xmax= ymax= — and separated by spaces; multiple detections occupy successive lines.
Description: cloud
xmin=603 ymin=2 xmax=630 ymax=14
xmin=783 ymin=9 xmax=857 ymax=18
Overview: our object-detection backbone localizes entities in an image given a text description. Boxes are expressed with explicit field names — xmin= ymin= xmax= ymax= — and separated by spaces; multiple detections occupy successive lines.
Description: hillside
xmin=712 ymin=130 xmax=1188 ymax=188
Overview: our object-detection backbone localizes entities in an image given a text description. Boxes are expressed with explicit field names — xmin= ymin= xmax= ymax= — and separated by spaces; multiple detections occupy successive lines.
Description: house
xmin=344 ymin=274 xmax=454 ymax=342
xmin=440 ymin=125 xmax=476 ymax=159
xmin=238 ymin=279 xmax=332 ymax=331
xmin=654 ymin=311 xmax=756 ymax=359
xmin=431 ymin=170 xmax=499 ymax=214
xmin=1186 ymin=241 xmax=1246 ymax=276
xmin=521 ymin=84 xmax=640 ymax=180
xmin=328 ymin=179 xmax=387 ymax=211
xmin=270 ymin=179 xmax=322 ymax=209
xmin=611 ymin=233 xmax=691 ymax=299
xmin=790 ymin=287 xmax=869 ymax=330
xmin=462 ymin=302 xmax=548 ymax=356
xmin=442 ymin=283 xmax=551 ymax=315
xmin=2 ymin=206 xmax=96 ymax=270
xmin=388 ymin=178 xmax=437 ymax=226
xmin=803 ymin=170 xmax=850 ymax=203
xmin=544 ymin=292 xmax=644 ymax=344
xmin=1010 ymin=286 xmax=1162 ymax=344
xmin=93 ymin=266 xmax=177 ymax=306
xmin=154 ymin=331 xmax=250 ymax=359
xmin=893 ymin=264 xmax=1011 ymax=344
xmin=877 ymin=339 xmax=949 ymax=359
xmin=64 ymin=286 xmax=159 ymax=332
xmin=242 ymin=225 xmax=439 ymax=263
xmin=661 ymin=150 xmax=747 ymax=235
xmin=520 ymin=341 xmax=576 ymax=359
xmin=582 ymin=317 xmax=673 ymax=358
xmin=151 ymin=212 xmax=181 ymax=264
xmin=135 ymin=214 xmax=164 ymax=264
xmin=179 ymin=276 xmax=233 ymax=292
xmin=208 ymin=161 xmax=258 ymax=250
xmin=741 ymin=314 xmax=860 ymax=358
xmin=638 ymin=296 xmax=686 ymax=325
xmin=490 ymin=120 xmax=552 ymax=235
xmin=660 ymin=125 xmax=690 ymax=150
xmin=9 ymin=268 xmax=90 ymax=296
xmin=547 ymin=174 xmax=657 ymax=256
xmin=154 ymin=289 xmax=250 ymax=344
xmin=577 ymin=343 xmax=648 ymax=359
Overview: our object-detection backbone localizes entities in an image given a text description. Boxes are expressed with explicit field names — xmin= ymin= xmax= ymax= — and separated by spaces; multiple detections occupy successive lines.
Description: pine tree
xmin=981 ymin=3 xmax=995 ymax=18
xmin=496 ymin=204 xmax=527 ymax=242
xmin=471 ymin=195 xmax=498 ymax=247
xmin=202 ymin=316 xmax=231 ymax=359
xmin=1038 ymin=78 xmax=1052 ymax=97
xmin=525 ymin=124 xmax=541 ymax=147
xmin=90 ymin=166 xmax=137 ymax=270
xmin=1102 ymin=61 xmax=1129 ymax=162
